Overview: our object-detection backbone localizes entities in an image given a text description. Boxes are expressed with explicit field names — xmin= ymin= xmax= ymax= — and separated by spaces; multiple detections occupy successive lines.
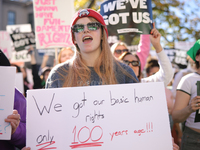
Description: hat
xmin=40 ymin=66 xmax=51 ymax=76
xmin=187 ymin=39 xmax=200 ymax=61
xmin=0 ymin=50 xmax=11 ymax=66
xmin=71 ymin=8 xmax=108 ymax=44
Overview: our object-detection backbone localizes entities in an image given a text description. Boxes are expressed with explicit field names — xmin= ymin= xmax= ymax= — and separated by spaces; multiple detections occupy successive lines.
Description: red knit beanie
xmin=71 ymin=9 xmax=108 ymax=44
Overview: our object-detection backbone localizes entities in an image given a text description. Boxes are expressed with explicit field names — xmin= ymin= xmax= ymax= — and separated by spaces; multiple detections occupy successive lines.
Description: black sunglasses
xmin=123 ymin=60 xmax=141 ymax=67
xmin=114 ymin=49 xmax=129 ymax=54
xmin=71 ymin=22 xmax=102 ymax=33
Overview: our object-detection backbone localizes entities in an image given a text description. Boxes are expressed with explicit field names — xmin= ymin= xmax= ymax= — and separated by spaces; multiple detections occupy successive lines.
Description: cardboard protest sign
xmin=0 ymin=67 xmax=16 ymax=140
xmin=15 ymin=72 xmax=24 ymax=95
xmin=33 ymin=0 xmax=74 ymax=49
xmin=175 ymin=41 xmax=195 ymax=51
xmin=164 ymin=48 xmax=188 ymax=69
xmin=6 ymin=24 xmax=32 ymax=34
xmin=100 ymin=0 xmax=153 ymax=36
xmin=27 ymin=82 xmax=172 ymax=150
xmin=6 ymin=24 xmax=32 ymax=62
xmin=10 ymin=32 xmax=36 ymax=51
xmin=0 ymin=31 xmax=12 ymax=59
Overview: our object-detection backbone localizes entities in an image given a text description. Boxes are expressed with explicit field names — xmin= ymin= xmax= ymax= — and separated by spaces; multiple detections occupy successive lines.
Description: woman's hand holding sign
xmin=150 ymin=23 xmax=162 ymax=53
xmin=4 ymin=109 xmax=21 ymax=135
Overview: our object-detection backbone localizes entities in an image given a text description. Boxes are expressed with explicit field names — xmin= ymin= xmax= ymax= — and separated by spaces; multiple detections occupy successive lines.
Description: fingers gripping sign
xmin=189 ymin=96 xmax=200 ymax=113
xmin=149 ymin=22 xmax=162 ymax=53
xmin=4 ymin=109 xmax=21 ymax=135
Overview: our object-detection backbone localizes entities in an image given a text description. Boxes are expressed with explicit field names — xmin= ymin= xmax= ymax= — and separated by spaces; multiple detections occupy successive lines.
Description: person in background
xmin=118 ymin=27 xmax=174 ymax=87
xmin=10 ymin=64 xmax=33 ymax=97
xmin=171 ymin=56 xmax=196 ymax=147
xmin=111 ymin=34 xmax=150 ymax=71
xmin=119 ymin=52 xmax=142 ymax=80
xmin=0 ymin=50 xmax=26 ymax=150
xmin=172 ymin=56 xmax=196 ymax=99
xmin=58 ymin=47 xmax=75 ymax=64
xmin=29 ymin=47 xmax=51 ymax=89
xmin=172 ymin=39 xmax=200 ymax=150
xmin=145 ymin=58 xmax=174 ymax=110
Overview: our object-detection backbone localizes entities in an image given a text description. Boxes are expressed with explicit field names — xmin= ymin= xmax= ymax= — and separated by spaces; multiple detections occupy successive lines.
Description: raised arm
xmin=141 ymin=23 xmax=174 ymax=86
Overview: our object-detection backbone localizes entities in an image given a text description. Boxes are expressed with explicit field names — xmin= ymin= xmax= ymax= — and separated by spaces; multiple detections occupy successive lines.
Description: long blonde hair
xmin=62 ymin=17 xmax=118 ymax=87
xmin=110 ymin=41 xmax=129 ymax=54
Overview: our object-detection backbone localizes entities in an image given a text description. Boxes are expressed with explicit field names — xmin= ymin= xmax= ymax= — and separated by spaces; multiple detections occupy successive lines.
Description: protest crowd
xmin=0 ymin=1 xmax=200 ymax=150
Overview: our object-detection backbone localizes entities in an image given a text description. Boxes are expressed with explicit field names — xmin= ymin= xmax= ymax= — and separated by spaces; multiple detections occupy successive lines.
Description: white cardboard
xmin=0 ymin=66 xmax=16 ymax=140
xmin=27 ymin=82 xmax=173 ymax=150
xmin=33 ymin=0 xmax=75 ymax=49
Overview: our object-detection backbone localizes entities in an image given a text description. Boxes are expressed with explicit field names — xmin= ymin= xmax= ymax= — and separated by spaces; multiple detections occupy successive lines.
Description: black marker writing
xmin=33 ymin=93 xmax=62 ymax=115
xmin=72 ymin=92 xmax=87 ymax=118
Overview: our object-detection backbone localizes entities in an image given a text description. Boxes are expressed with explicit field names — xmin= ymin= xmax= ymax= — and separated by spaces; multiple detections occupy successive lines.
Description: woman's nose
xmin=83 ymin=25 xmax=89 ymax=33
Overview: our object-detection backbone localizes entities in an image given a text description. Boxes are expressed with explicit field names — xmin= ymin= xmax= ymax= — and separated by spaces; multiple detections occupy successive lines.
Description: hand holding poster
xmin=0 ymin=67 xmax=16 ymax=140
xmin=100 ymin=0 xmax=153 ymax=36
xmin=27 ymin=82 xmax=173 ymax=150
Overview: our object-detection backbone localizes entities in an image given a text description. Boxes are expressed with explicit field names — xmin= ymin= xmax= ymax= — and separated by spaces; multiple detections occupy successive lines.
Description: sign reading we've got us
xmin=27 ymin=82 xmax=172 ymax=150
xmin=100 ymin=0 xmax=153 ymax=35
xmin=33 ymin=0 xmax=74 ymax=49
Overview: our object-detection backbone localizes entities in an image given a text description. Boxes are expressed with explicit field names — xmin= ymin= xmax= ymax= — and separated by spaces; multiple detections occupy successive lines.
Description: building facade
xmin=0 ymin=0 xmax=34 ymax=31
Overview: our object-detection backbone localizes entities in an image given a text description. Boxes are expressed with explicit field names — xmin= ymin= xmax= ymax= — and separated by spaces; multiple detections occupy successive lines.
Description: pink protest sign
xmin=33 ymin=0 xmax=75 ymax=49
xmin=0 ymin=31 xmax=12 ymax=59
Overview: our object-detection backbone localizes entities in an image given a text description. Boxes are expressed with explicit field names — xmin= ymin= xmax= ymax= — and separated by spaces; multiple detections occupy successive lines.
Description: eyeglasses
xmin=114 ymin=49 xmax=129 ymax=54
xmin=123 ymin=60 xmax=141 ymax=67
xmin=71 ymin=22 xmax=102 ymax=33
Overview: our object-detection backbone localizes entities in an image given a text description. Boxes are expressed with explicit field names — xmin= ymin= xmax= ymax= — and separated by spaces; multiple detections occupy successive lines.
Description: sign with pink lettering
xmin=26 ymin=82 xmax=173 ymax=150
xmin=0 ymin=31 xmax=12 ymax=59
xmin=33 ymin=0 xmax=75 ymax=49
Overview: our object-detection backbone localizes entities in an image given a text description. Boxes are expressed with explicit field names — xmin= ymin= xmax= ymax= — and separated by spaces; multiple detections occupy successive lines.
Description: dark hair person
xmin=118 ymin=24 xmax=174 ymax=87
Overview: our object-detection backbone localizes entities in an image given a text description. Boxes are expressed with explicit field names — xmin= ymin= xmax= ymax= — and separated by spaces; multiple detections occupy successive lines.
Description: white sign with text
xmin=33 ymin=0 xmax=74 ymax=49
xmin=27 ymin=82 xmax=172 ymax=150
xmin=0 ymin=67 xmax=16 ymax=140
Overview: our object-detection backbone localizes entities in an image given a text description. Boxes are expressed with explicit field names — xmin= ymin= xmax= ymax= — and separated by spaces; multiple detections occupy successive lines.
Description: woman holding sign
xmin=172 ymin=39 xmax=200 ymax=150
xmin=46 ymin=9 xmax=139 ymax=88
xmin=44 ymin=9 xmax=178 ymax=150
xmin=46 ymin=8 xmax=169 ymax=88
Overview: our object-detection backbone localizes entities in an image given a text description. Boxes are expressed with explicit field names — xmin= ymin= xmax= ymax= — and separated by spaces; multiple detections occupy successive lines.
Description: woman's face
xmin=73 ymin=17 xmax=102 ymax=56
xmin=114 ymin=45 xmax=128 ymax=58
xmin=123 ymin=54 xmax=140 ymax=77
xmin=60 ymin=49 xmax=74 ymax=63
xmin=44 ymin=71 xmax=50 ymax=82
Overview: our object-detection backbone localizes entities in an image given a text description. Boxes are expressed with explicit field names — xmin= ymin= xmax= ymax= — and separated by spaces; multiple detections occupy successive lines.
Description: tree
xmin=152 ymin=0 xmax=200 ymax=47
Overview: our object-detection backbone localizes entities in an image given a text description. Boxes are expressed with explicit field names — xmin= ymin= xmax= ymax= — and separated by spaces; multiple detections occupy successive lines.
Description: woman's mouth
xmin=82 ymin=36 xmax=93 ymax=43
